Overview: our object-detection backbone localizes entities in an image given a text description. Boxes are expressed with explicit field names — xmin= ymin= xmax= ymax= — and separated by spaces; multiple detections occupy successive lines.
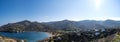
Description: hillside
xmin=0 ymin=20 xmax=53 ymax=32
xmin=45 ymin=20 xmax=120 ymax=29
xmin=0 ymin=20 xmax=120 ymax=32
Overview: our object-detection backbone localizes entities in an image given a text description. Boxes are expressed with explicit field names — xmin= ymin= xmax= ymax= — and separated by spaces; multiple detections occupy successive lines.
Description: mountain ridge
xmin=0 ymin=19 xmax=120 ymax=32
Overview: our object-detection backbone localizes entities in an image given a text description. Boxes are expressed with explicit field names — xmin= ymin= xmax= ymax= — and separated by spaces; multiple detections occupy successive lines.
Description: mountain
xmin=76 ymin=20 xmax=104 ymax=29
xmin=0 ymin=20 xmax=53 ymax=32
xmin=102 ymin=20 xmax=120 ymax=28
xmin=0 ymin=20 xmax=120 ymax=32
xmin=43 ymin=20 xmax=80 ymax=30
xmin=44 ymin=20 xmax=120 ymax=29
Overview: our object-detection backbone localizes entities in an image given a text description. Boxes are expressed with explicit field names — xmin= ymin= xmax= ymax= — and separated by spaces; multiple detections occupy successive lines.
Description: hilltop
xmin=0 ymin=20 xmax=120 ymax=32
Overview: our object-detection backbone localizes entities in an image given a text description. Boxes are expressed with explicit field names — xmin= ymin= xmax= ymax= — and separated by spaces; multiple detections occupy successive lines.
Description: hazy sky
xmin=0 ymin=0 xmax=120 ymax=25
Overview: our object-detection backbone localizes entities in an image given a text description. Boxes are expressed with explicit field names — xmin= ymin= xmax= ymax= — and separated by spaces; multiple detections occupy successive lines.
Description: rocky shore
xmin=0 ymin=36 xmax=25 ymax=42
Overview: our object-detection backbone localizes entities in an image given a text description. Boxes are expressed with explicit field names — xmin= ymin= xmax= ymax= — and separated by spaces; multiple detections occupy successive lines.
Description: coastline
xmin=38 ymin=32 xmax=54 ymax=42
xmin=45 ymin=32 xmax=54 ymax=37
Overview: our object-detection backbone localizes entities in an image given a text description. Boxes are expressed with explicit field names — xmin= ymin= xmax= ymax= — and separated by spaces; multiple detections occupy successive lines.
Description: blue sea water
xmin=0 ymin=32 xmax=49 ymax=42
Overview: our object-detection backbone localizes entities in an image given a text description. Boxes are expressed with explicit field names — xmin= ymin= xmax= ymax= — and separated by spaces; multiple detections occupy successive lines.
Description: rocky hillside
xmin=0 ymin=20 xmax=53 ymax=32
xmin=0 ymin=20 xmax=120 ymax=32
xmin=45 ymin=20 xmax=120 ymax=29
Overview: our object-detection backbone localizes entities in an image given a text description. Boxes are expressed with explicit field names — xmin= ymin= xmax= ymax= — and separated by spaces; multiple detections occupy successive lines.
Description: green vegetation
xmin=112 ymin=32 xmax=120 ymax=42
xmin=40 ymin=28 xmax=119 ymax=42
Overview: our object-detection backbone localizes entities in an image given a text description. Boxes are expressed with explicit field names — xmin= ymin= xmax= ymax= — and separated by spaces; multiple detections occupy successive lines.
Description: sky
xmin=0 ymin=0 xmax=120 ymax=25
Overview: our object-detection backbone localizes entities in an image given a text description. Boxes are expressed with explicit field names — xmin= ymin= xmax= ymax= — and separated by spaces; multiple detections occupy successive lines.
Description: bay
xmin=0 ymin=32 xmax=49 ymax=42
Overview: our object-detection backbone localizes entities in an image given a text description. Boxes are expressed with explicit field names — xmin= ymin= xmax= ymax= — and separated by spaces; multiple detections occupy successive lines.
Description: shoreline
xmin=38 ymin=32 xmax=54 ymax=42
xmin=45 ymin=32 xmax=54 ymax=37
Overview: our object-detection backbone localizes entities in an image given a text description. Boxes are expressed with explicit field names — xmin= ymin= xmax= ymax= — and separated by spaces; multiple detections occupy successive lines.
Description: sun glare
xmin=95 ymin=0 xmax=102 ymax=9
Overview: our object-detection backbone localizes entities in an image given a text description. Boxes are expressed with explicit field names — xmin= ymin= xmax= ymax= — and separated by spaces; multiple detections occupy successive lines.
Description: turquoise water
xmin=0 ymin=32 xmax=49 ymax=42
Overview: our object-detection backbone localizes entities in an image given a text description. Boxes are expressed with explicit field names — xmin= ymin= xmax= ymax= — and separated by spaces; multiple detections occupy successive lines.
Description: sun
xmin=95 ymin=0 xmax=102 ymax=9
